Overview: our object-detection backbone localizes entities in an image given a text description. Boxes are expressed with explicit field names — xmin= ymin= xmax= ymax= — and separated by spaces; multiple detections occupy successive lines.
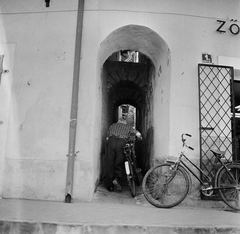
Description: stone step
xmin=0 ymin=196 xmax=239 ymax=234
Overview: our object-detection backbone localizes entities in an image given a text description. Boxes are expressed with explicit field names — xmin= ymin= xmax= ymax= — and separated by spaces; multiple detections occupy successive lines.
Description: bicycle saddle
xmin=210 ymin=149 xmax=225 ymax=157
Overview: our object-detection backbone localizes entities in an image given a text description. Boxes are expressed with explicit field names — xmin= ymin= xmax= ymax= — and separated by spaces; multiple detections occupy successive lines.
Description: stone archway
xmin=98 ymin=25 xmax=171 ymax=183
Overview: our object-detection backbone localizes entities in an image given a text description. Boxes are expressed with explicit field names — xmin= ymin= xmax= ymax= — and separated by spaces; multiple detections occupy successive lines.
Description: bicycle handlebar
xmin=181 ymin=133 xmax=194 ymax=150
xmin=181 ymin=133 xmax=192 ymax=139
xmin=187 ymin=145 xmax=194 ymax=151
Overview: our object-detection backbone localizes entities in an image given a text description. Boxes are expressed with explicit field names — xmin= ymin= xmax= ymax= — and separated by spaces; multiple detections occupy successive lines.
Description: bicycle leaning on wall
xmin=142 ymin=133 xmax=240 ymax=211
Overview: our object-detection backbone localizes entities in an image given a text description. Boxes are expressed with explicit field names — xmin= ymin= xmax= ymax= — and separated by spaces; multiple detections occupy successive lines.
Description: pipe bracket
xmin=66 ymin=151 xmax=79 ymax=157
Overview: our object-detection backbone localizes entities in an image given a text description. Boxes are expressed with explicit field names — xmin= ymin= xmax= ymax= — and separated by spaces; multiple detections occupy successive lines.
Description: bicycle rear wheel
xmin=216 ymin=163 xmax=240 ymax=211
xmin=142 ymin=163 xmax=190 ymax=208
xmin=125 ymin=159 xmax=136 ymax=197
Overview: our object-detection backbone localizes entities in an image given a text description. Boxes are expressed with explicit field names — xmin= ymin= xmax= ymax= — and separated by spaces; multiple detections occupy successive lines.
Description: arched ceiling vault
xmin=98 ymin=24 xmax=170 ymax=69
xmin=99 ymin=24 xmax=170 ymax=120
xmin=105 ymin=60 xmax=151 ymax=108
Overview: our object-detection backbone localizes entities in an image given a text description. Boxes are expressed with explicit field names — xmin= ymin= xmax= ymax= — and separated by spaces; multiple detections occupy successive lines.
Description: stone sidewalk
xmin=0 ymin=193 xmax=239 ymax=234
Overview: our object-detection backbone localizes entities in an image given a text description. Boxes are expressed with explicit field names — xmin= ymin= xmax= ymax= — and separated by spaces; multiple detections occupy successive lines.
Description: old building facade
xmin=0 ymin=0 xmax=239 ymax=203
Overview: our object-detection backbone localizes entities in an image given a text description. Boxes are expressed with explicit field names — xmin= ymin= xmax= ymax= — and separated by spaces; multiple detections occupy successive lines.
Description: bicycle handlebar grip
xmin=185 ymin=134 xmax=192 ymax=137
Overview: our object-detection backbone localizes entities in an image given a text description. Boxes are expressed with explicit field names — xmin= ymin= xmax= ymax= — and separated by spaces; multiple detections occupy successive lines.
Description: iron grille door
xmin=198 ymin=64 xmax=236 ymax=183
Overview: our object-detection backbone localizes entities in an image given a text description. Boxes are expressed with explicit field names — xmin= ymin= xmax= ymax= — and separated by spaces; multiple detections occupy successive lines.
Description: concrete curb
xmin=0 ymin=221 xmax=240 ymax=234
xmin=0 ymin=198 xmax=239 ymax=234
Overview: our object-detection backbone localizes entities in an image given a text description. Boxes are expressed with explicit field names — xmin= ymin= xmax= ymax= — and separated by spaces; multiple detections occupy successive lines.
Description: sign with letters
xmin=216 ymin=20 xmax=239 ymax=35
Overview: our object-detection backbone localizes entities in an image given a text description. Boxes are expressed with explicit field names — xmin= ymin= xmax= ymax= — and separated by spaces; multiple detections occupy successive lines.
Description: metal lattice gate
xmin=198 ymin=64 xmax=236 ymax=188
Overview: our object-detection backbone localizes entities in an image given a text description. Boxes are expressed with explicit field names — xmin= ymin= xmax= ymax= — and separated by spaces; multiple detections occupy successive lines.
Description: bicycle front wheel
xmin=216 ymin=163 xmax=240 ymax=211
xmin=142 ymin=163 xmax=190 ymax=208
xmin=125 ymin=159 xmax=136 ymax=197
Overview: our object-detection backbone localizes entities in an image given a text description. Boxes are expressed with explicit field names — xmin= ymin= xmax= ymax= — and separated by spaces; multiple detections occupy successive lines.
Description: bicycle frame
xmin=178 ymin=153 xmax=211 ymax=185
xmin=167 ymin=133 xmax=212 ymax=185
xmin=124 ymin=143 xmax=134 ymax=160
xmin=124 ymin=142 xmax=140 ymax=176
xmin=168 ymin=135 xmax=238 ymax=192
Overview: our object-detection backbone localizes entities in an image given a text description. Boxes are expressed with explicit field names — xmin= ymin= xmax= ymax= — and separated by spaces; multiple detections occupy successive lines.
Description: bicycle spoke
xmin=142 ymin=163 xmax=189 ymax=208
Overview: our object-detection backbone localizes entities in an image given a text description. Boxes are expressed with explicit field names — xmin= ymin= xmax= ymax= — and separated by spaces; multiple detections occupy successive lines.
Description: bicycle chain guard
xmin=201 ymin=183 xmax=213 ymax=197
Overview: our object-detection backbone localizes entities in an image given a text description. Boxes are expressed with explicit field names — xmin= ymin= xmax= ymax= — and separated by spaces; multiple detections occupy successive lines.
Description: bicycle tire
xmin=125 ymin=159 xmax=136 ymax=197
xmin=216 ymin=163 xmax=240 ymax=211
xmin=142 ymin=163 xmax=190 ymax=208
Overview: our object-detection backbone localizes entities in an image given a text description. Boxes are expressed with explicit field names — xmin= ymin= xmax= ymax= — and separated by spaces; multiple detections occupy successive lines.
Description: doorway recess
xmin=97 ymin=25 xmax=171 ymax=191
xmin=103 ymin=51 xmax=154 ymax=173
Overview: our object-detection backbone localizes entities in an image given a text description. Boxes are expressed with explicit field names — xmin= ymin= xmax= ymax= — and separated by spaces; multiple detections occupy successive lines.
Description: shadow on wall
xmin=137 ymin=126 xmax=154 ymax=175
xmin=99 ymin=137 xmax=108 ymax=183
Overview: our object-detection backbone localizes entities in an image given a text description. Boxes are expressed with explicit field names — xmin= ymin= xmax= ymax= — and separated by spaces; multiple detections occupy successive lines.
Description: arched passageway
xmin=98 ymin=25 xmax=171 ymax=183
xmin=103 ymin=52 xmax=154 ymax=172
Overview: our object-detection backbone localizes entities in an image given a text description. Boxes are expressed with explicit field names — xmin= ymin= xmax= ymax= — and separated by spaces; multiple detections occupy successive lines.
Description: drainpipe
xmin=65 ymin=0 xmax=85 ymax=203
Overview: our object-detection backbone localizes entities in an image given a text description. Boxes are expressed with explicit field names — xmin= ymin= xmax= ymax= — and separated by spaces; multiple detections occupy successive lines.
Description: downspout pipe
xmin=65 ymin=0 xmax=85 ymax=203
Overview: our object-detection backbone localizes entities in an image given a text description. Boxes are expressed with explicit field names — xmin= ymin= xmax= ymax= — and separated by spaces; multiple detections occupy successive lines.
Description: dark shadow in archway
xmin=100 ymin=51 xmax=154 ymax=185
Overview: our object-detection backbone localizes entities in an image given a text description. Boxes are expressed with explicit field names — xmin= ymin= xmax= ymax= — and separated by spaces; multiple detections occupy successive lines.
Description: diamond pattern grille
xmin=198 ymin=64 xmax=236 ymax=180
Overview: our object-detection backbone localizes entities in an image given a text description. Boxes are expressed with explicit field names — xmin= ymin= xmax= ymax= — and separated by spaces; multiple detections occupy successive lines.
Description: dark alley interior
xmin=100 ymin=50 xmax=155 ymax=186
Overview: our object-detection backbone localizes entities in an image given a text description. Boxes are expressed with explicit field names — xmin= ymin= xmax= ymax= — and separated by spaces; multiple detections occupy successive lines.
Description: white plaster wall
xmin=0 ymin=44 xmax=15 ymax=197
xmin=83 ymin=0 xmax=240 ymax=162
xmin=168 ymin=13 xmax=240 ymax=160
xmin=153 ymin=50 xmax=171 ymax=162
xmin=0 ymin=0 xmax=240 ymax=202
xmin=71 ymin=10 xmax=101 ymax=201
xmin=0 ymin=0 xmax=78 ymax=200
